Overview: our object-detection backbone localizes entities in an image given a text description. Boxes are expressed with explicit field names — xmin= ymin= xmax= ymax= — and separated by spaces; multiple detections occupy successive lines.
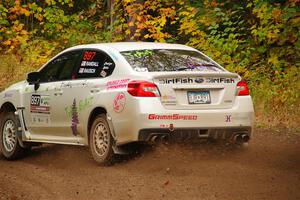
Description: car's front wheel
xmin=89 ymin=114 xmax=115 ymax=165
xmin=0 ymin=112 xmax=25 ymax=160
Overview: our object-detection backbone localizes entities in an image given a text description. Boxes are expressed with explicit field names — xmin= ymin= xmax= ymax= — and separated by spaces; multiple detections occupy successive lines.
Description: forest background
xmin=0 ymin=0 xmax=299 ymax=130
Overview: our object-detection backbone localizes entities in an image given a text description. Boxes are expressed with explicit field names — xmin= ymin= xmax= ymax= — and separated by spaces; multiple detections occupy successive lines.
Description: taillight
xmin=237 ymin=80 xmax=250 ymax=96
xmin=127 ymin=80 xmax=160 ymax=97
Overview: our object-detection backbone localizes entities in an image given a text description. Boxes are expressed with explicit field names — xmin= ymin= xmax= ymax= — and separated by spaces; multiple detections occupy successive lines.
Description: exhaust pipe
xmin=150 ymin=135 xmax=159 ymax=143
xmin=233 ymin=134 xmax=243 ymax=143
xmin=233 ymin=134 xmax=250 ymax=143
xmin=242 ymin=134 xmax=250 ymax=143
xmin=161 ymin=135 xmax=170 ymax=144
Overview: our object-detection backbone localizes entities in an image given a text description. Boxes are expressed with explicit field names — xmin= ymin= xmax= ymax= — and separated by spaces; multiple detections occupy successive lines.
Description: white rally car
xmin=0 ymin=42 xmax=254 ymax=165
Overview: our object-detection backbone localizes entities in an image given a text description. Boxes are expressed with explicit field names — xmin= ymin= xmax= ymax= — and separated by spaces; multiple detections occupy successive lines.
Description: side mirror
xmin=27 ymin=72 xmax=40 ymax=85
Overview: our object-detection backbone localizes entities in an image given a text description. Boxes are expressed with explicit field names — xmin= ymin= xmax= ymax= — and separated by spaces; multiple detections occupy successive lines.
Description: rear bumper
xmin=138 ymin=127 xmax=252 ymax=142
xmin=111 ymin=96 xmax=254 ymax=145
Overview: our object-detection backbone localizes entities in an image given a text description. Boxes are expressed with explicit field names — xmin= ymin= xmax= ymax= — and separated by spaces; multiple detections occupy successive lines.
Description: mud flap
xmin=14 ymin=108 xmax=27 ymax=148
xmin=106 ymin=114 xmax=129 ymax=155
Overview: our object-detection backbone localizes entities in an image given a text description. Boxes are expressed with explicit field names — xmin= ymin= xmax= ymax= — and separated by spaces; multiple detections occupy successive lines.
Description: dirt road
xmin=0 ymin=128 xmax=299 ymax=200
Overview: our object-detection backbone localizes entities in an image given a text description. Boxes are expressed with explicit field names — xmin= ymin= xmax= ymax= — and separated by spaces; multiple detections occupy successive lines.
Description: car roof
xmin=67 ymin=42 xmax=196 ymax=52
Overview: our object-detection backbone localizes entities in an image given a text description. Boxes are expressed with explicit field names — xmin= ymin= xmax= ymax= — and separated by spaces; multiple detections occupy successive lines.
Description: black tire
xmin=0 ymin=112 xmax=25 ymax=160
xmin=89 ymin=114 xmax=115 ymax=165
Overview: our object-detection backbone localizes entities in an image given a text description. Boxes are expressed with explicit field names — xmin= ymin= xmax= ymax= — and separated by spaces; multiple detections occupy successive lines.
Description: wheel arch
xmin=87 ymin=107 xmax=107 ymax=138
xmin=0 ymin=102 xmax=17 ymax=122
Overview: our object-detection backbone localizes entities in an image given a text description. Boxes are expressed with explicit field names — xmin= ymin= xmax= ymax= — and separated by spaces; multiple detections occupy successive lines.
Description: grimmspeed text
xmin=148 ymin=114 xmax=198 ymax=120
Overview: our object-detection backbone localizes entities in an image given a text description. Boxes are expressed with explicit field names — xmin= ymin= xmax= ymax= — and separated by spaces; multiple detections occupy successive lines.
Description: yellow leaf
xmin=160 ymin=17 xmax=166 ymax=27
xmin=3 ymin=40 xmax=11 ymax=46
xmin=125 ymin=29 xmax=131 ymax=35
xmin=128 ymin=21 xmax=134 ymax=27
xmin=268 ymin=55 xmax=279 ymax=65
xmin=136 ymin=15 xmax=142 ymax=21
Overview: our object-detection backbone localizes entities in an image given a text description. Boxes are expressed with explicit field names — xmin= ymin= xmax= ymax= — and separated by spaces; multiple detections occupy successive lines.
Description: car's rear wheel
xmin=0 ymin=112 xmax=25 ymax=160
xmin=89 ymin=114 xmax=115 ymax=165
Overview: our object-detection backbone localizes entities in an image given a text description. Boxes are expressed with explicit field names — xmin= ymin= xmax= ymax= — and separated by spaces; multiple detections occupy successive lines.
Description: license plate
xmin=187 ymin=91 xmax=211 ymax=104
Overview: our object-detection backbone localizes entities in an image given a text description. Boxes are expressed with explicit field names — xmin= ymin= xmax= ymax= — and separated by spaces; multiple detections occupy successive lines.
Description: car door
xmin=23 ymin=50 xmax=82 ymax=141
xmin=59 ymin=49 xmax=116 ymax=138
xmin=47 ymin=50 xmax=84 ymax=139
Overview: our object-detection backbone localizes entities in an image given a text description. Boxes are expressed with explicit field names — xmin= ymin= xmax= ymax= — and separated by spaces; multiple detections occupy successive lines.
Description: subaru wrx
xmin=0 ymin=42 xmax=254 ymax=165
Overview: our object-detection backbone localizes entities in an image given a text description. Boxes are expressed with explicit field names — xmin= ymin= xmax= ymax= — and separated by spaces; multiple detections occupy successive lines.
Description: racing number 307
xmin=31 ymin=95 xmax=41 ymax=106
xmin=83 ymin=51 xmax=96 ymax=61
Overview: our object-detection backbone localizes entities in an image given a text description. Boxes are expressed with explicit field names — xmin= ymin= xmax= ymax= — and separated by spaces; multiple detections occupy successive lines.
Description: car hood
xmin=3 ymin=80 xmax=26 ymax=92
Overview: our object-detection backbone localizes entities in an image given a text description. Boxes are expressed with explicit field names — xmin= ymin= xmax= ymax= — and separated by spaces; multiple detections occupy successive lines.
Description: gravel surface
xmin=0 ymin=128 xmax=299 ymax=200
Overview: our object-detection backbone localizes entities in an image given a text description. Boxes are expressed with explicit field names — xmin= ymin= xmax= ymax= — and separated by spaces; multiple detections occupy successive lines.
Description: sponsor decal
xmin=79 ymin=68 xmax=96 ymax=74
xmin=102 ymin=62 xmax=114 ymax=70
xmin=225 ymin=115 xmax=232 ymax=122
xmin=106 ymin=78 xmax=130 ymax=90
xmin=195 ymin=77 xmax=205 ymax=83
xmin=148 ymin=114 xmax=197 ymax=120
xmin=158 ymin=77 xmax=235 ymax=84
xmin=81 ymin=61 xmax=99 ymax=67
xmin=100 ymin=70 xmax=107 ymax=77
xmin=161 ymin=95 xmax=177 ymax=104
xmin=70 ymin=98 xmax=79 ymax=136
xmin=65 ymin=97 xmax=94 ymax=118
xmin=83 ymin=51 xmax=96 ymax=61
xmin=113 ymin=92 xmax=126 ymax=113
xmin=61 ymin=81 xmax=89 ymax=89
xmin=159 ymin=78 xmax=194 ymax=84
xmin=32 ymin=114 xmax=50 ymax=125
xmin=30 ymin=94 xmax=50 ymax=114
xmin=103 ymin=62 xmax=113 ymax=67
xmin=3 ymin=93 xmax=13 ymax=98
xmin=159 ymin=123 xmax=174 ymax=129
xmin=206 ymin=78 xmax=235 ymax=83
xmin=79 ymin=68 xmax=84 ymax=73
xmin=134 ymin=67 xmax=148 ymax=72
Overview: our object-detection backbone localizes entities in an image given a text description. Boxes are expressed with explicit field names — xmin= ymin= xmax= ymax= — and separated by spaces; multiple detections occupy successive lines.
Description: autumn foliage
xmin=0 ymin=0 xmax=299 ymax=129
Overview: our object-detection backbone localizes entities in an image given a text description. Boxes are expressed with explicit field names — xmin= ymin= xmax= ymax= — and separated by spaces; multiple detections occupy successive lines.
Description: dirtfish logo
xmin=206 ymin=78 xmax=235 ymax=83
xmin=158 ymin=77 xmax=234 ymax=84
xmin=158 ymin=78 xmax=194 ymax=84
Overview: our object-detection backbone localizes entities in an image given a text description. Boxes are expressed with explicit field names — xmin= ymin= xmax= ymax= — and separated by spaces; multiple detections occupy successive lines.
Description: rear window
xmin=121 ymin=49 xmax=224 ymax=72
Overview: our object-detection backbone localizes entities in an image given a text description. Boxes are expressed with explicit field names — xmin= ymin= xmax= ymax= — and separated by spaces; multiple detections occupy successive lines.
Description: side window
xmin=76 ymin=50 xmax=115 ymax=79
xmin=39 ymin=50 xmax=81 ymax=83
xmin=39 ymin=57 xmax=64 ymax=83
xmin=57 ymin=51 xmax=82 ymax=80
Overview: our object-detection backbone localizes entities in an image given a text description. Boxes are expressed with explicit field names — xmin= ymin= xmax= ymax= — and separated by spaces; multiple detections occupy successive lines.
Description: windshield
xmin=121 ymin=49 xmax=224 ymax=72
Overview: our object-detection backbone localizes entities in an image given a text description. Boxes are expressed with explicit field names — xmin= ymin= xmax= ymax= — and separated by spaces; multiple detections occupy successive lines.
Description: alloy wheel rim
xmin=93 ymin=122 xmax=109 ymax=157
xmin=2 ymin=119 xmax=17 ymax=152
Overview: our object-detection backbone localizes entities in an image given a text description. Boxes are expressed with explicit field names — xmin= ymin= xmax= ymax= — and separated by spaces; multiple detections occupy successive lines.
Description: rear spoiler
xmin=149 ymin=71 xmax=240 ymax=79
